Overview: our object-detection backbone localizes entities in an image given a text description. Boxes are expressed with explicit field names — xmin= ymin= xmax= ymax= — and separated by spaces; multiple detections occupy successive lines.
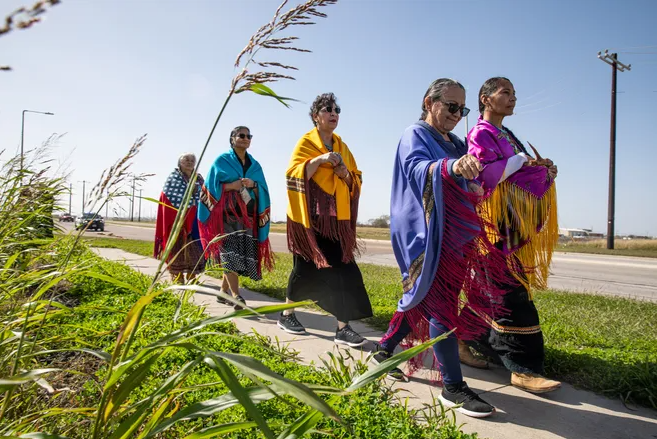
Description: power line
xmin=514 ymin=101 xmax=563 ymax=116
xmin=607 ymin=45 xmax=657 ymax=51
xmin=514 ymin=96 xmax=553 ymax=110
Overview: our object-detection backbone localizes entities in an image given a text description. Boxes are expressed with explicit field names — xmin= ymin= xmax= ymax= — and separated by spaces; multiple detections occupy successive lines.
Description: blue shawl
xmin=385 ymin=121 xmax=513 ymax=359
xmin=198 ymin=148 xmax=273 ymax=271
xmin=390 ymin=121 xmax=468 ymax=311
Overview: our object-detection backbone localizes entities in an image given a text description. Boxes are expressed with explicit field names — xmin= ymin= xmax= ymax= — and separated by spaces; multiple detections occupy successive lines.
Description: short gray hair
xmin=177 ymin=152 xmax=196 ymax=168
xmin=420 ymin=78 xmax=465 ymax=120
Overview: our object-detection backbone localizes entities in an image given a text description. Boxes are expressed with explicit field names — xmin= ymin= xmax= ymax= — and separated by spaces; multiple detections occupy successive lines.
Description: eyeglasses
xmin=441 ymin=101 xmax=470 ymax=117
xmin=321 ymin=106 xmax=341 ymax=115
xmin=236 ymin=133 xmax=253 ymax=140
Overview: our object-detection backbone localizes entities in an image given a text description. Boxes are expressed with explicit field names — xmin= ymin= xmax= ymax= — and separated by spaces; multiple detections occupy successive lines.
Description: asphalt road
xmin=61 ymin=220 xmax=657 ymax=302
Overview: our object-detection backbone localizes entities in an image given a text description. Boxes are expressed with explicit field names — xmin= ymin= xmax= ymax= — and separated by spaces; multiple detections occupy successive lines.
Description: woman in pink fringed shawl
xmin=465 ymin=77 xmax=561 ymax=394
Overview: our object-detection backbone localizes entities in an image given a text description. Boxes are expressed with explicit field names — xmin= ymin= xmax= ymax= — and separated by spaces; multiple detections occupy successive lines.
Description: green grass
xmin=87 ymin=237 xmax=657 ymax=408
xmin=240 ymin=253 xmax=657 ymax=409
xmin=557 ymin=243 xmax=657 ymax=258
xmin=105 ymin=219 xmax=156 ymax=228
xmin=85 ymin=237 xmax=154 ymax=257
xmin=25 ymin=247 xmax=475 ymax=438
xmin=269 ymin=223 xmax=392 ymax=240
xmin=538 ymin=292 xmax=657 ymax=407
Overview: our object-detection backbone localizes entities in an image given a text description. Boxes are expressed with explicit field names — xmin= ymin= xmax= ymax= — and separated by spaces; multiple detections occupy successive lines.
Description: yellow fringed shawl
xmin=286 ymin=127 xmax=362 ymax=267
xmin=479 ymin=180 xmax=559 ymax=296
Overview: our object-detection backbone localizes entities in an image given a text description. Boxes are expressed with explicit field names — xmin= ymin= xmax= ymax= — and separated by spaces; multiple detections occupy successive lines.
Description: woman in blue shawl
xmin=198 ymin=126 xmax=274 ymax=310
xmin=375 ymin=79 xmax=513 ymax=418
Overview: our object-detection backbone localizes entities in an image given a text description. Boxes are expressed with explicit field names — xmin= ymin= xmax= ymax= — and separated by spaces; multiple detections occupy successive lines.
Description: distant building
xmin=559 ymin=228 xmax=604 ymax=239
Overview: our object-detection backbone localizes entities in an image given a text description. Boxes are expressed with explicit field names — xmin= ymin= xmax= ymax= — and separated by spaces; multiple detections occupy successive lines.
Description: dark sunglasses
xmin=236 ymin=133 xmax=253 ymax=140
xmin=442 ymin=101 xmax=470 ymax=117
xmin=321 ymin=106 xmax=341 ymax=114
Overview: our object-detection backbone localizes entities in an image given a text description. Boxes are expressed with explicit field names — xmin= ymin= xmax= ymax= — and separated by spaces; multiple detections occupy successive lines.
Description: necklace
xmin=498 ymin=126 xmax=522 ymax=154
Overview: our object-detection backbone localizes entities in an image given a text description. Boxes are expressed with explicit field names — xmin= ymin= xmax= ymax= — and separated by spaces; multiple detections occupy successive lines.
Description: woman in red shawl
xmin=154 ymin=153 xmax=206 ymax=284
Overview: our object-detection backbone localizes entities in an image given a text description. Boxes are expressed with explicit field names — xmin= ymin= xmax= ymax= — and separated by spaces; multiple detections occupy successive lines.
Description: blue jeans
xmin=380 ymin=315 xmax=462 ymax=385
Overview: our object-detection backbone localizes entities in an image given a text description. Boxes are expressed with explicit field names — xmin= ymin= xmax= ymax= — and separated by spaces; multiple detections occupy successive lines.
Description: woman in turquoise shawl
xmin=198 ymin=126 xmax=274 ymax=310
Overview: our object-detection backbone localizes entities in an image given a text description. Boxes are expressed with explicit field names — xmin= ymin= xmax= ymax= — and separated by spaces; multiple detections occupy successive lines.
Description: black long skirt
xmin=286 ymin=233 xmax=373 ymax=323
xmin=466 ymin=279 xmax=545 ymax=375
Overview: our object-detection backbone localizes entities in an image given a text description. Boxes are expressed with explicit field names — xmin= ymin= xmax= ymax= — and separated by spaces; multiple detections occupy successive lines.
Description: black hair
xmin=229 ymin=126 xmax=250 ymax=147
xmin=478 ymin=77 xmax=511 ymax=113
xmin=309 ymin=92 xmax=338 ymax=126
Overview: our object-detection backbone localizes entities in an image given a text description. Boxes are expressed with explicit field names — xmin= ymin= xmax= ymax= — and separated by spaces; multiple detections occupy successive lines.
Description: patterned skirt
xmin=219 ymin=214 xmax=261 ymax=281
xmin=167 ymin=233 xmax=206 ymax=275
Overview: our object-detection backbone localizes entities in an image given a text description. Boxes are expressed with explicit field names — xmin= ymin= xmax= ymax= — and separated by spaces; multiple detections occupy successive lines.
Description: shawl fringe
xmin=381 ymin=160 xmax=517 ymax=374
xmin=480 ymin=180 xmax=558 ymax=295
xmin=287 ymin=172 xmax=361 ymax=266
xmin=199 ymin=190 xmax=253 ymax=261
xmin=287 ymin=217 xmax=329 ymax=268
xmin=258 ymin=238 xmax=275 ymax=275
xmin=154 ymin=237 xmax=164 ymax=260
xmin=308 ymin=178 xmax=340 ymax=241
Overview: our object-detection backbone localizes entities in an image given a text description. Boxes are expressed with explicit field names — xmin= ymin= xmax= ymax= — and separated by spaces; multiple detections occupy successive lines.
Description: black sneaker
xmin=277 ymin=313 xmax=306 ymax=334
xmin=371 ymin=350 xmax=405 ymax=381
xmin=216 ymin=292 xmax=230 ymax=305
xmin=334 ymin=324 xmax=367 ymax=348
xmin=233 ymin=295 xmax=246 ymax=311
xmin=438 ymin=381 xmax=495 ymax=418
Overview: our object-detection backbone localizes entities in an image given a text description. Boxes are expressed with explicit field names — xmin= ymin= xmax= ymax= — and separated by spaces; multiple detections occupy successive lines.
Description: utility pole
xmin=138 ymin=189 xmax=142 ymax=222
xmin=105 ymin=189 xmax=109 ymax=219
xmin=68 ymin=183 xmax=72 ymax=215
xmin=130 ymin=176 xmax=136 ymax=222
xmin=78 ymin=180 xmax=90 ymax=214
xmin=597 ymin=50 xmax=631 ymax=250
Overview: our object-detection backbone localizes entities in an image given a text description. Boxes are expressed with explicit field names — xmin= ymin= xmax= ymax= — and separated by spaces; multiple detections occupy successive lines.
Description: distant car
xmin=75 ymin=213 xmax=104 ymax=232
xmin=59 ymin=213 xmax=74 ymax=222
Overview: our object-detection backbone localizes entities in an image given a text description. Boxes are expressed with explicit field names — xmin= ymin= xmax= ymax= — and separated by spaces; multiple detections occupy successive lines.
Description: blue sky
xmin=2 ymin=0 xmax=656 ymax=236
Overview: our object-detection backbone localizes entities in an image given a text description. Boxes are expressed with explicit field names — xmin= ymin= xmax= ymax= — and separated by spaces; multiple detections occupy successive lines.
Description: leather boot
xmin=458 ymin=340 xmax=488 ymax=369
xmin=511 ymin=372 xmax=561 ymax=394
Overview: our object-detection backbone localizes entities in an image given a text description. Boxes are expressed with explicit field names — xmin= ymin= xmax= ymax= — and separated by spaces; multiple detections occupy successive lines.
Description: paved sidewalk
xmin=94 ymin=248 xmax=657 ymax=439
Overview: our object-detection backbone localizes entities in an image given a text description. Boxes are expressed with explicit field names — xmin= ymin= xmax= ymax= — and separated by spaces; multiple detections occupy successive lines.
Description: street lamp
xmin=20 ymin=109 xmax=54 ymax=174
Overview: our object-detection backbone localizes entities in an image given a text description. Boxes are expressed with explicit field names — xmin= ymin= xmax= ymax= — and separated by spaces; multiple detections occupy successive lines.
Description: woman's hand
xmin=525 ymin=155 xmax=558 ymax=180
xmin=547 ymin=164 xmax=558 ymax=180
xmin=333 ymin=164 xmax=349 ymax=179
xmin=225 ymin=180 xmax=242 ymax=191
xmin=306 ymin=152 xmax=341 ymax=180
xmin=241 ymin=178 xmax=256 ymax=188
xmin=467 ymin=181 xmax=484 ymax=196
xmin=453 ymin=154 xmax=483 ymax=180
xmin=319 ymin=152 xmax=341 ymax=167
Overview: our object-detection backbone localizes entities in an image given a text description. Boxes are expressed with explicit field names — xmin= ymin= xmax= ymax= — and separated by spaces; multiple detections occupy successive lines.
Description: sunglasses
xmin=441 ymin=101 xmax=470 ymax=117
xmin=321 ymin=106 xmax=341 ymax=114
xmin=235 ymin=133 xmax=253 ymax=140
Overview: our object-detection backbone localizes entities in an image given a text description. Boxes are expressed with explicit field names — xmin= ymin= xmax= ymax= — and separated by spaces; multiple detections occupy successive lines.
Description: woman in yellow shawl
xmin=280 ymin=93 xmax=373 ymax=347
